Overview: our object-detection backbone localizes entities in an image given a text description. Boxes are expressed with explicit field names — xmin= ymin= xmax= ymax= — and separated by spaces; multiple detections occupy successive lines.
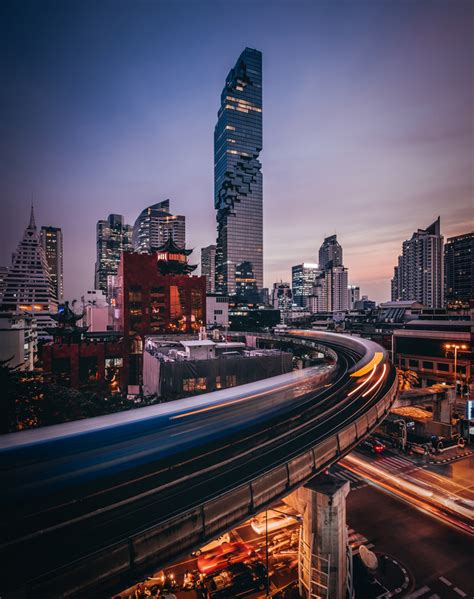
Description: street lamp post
xmin=445 ymin=344 xmax=468 ymax=397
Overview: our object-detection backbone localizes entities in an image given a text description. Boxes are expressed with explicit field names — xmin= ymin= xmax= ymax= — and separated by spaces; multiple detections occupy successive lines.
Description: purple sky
xmin=1 ymin=0 xmax=472 ymax=303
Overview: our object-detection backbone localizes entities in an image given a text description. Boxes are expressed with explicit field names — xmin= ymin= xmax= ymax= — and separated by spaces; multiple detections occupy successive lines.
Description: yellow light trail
xmin=351 ymin=352 xmax=384 ymax=378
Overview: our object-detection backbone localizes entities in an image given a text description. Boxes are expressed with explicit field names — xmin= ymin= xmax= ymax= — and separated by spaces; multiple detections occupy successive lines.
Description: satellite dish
xmin=359 ymin=545 xmax=378 ymax=571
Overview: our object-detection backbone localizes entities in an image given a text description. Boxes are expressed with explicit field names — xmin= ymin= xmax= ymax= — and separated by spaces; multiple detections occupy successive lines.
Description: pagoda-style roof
xmin=157 ymin=236 xmax=193 ymax=256
xmin=156 ymin=236 xmax=197 ymax=275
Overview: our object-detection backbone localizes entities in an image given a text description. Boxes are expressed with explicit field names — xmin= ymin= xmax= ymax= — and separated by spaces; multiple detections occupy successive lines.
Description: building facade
xmin=445 ymin=231 xmax=473 ymax=306
xmin=206 ymin=294 xmax=229 ymax=328
xmin=115 ymin=241 xmax=206 ymax=337
xmin=0 ymin=207 xmax=57 ymax=335
xmin=319 ymin=235 xmax=343 ymax=270
xmin=201 ymin=245 xmax=216 ymax=294
xmin=215 ymin=47 xmax=263 ymax=298
xmin=347 ymin=285 xmax=360 ymax=309
xmin=292 ymin=263 xmax=320 ymax=307
xmin=0 ymin=312 xmax=37 ymax=371
xmin=391 ymin=217 xmax=444 ymax=308
xmin=272 ymin=281 xmax=293 ymax=311
xmin=132 ymin=200 xmax=185 ymax=254
xmin=40 ymin=226 xmax=63 ymax=301
xmin=94 ymin=214 xmax=133 ymax=294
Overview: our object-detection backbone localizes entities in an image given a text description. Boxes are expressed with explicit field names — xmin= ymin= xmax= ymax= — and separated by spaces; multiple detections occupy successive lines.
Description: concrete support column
xmin=285 ymin=475 xmax=350 ymax=599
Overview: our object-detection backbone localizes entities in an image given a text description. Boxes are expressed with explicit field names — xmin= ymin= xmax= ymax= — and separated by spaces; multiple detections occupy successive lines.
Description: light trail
xmin=362 ymin=364 xmax=386 ymax=397
xmin=351 ymin=351 xmax=384 ymax=378
xmin=348 ymin=366 xmax=377 ymax=397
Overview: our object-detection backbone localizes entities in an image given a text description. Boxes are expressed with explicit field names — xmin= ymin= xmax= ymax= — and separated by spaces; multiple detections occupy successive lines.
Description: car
xmin=359 ymin=436 xmax=385 ymax=454
xmin=192 ymin=533 xmax=231 ymax=557
xmin=250 ymin=509 xmax=298 ymax=535
xmin=204 ymin=562 xmax=267 ymax=598
xmin=197 ymin=542 xmax=254 ymax=575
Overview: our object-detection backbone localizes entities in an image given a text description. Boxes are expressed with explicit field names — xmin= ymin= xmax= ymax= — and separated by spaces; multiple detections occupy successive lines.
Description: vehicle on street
xmin=192 ymin=533 xmax=231 ymax=556
xmin=359 ymin=436 xmax=386 ymax=454
xmin=197 ymin=542 xmax=254 ymax=575
xmin=250 ymin=509 xmax=297 ymax=535
xmin=204 ymin=562 xmax=267 ymax=598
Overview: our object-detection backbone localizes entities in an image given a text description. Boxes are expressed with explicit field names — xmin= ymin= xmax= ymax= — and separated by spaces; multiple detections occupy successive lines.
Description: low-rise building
xmin=206 ymin=294 xmax=229 ymax=328
xmin=0 ymin=312 xmax=37 ymax=370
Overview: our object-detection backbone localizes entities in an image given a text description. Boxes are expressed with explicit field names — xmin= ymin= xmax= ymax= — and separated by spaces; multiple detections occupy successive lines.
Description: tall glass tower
xmin=215 ymin=48 xmax=263 ymax=298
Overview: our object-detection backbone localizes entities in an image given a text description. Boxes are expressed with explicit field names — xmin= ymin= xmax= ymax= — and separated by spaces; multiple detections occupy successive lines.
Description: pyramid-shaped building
xmin=1 ymin=207 xmax=58 ymax=335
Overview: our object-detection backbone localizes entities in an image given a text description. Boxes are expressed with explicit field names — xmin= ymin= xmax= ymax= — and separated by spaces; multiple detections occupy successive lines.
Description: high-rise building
xmin=40 ymin=226 xmax=63 ymax=301
xmin=201 ymin=245 xmax=216 ymax=294
xmin=319 ymin=235 xmax=343 ymax=270
xmin=347 ymin=285 xmax=360 ymax=309
xmin=215 ymin=48 xmax=263 ymax=298
xmin=132 ymin=200 xmax=185 ymax=254
xmin=327 ymin=266 xmax=349 ymax=312
xmin=391 ymin=217 xmax=444 ymax=308
xmin=95 ymin=214 xmax=133 ymax=294
xmin=0 ymin=207 xmax=57 ymax=335
xmin=272 ymin=281 xmax=293 ymax=311
xmin=444 ymin=232 xmax=473 ymax=306
xmin=292 ymin=263 xmax=320 ymax=307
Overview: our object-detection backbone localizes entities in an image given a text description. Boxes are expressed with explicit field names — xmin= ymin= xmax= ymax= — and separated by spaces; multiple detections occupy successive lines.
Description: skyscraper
xmin=132 ymin=200 xmax=185 ymax=254
xmin=215 ymin=48 xmax=263 ymax=298
xmin=1 ymin=207 xmax=57 ymax=335
xmin=444 ymin=231 xmax=473 ymax=305
xmin=347 ymin=285 xmax=360 ymax=309
xmin=95 ymin=214 xmax=133 ymax=294
xmin=391 ymin=217 xmax=444 ymax=308
xmin=201 ymin=245 xmax=216 ymax=293
xmin=292 ymin=263 xmax=320 ymax=307
xmin=40 ymin=226 xmax=64 ymax=301
xmin=318 ymin=235 xmax=343 ymax=270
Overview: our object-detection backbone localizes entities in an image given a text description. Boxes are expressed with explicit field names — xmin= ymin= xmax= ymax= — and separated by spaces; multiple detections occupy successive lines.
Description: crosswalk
xmin=373 ymin=453 xmax=422 ymax=474
xmin=347 ymin=527 xmax=374 ymax=556
xmin=405 ymin=576 xmax=471 ymax=599
xmin=330 ymin=466 xmax=367 ymax=490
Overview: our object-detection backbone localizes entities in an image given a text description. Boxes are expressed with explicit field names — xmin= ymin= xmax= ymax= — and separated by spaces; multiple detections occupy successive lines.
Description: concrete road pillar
xmin=285 ymin=475 xmax=350 ymax=599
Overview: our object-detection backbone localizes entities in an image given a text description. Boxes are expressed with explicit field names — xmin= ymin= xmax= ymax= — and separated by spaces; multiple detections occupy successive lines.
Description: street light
xmin=444 ymin=344 xmax=468 ymax=397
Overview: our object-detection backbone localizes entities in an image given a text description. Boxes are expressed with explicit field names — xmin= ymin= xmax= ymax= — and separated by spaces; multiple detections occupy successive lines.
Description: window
xmin=183 ymin=378 xmax=196 ymax=392
xmin=128 ymin=285 xmax=142 ymax=302
xmin=422 ymin=361 xmax=434 ymax=370
xmin=196 ymin=378 xmax=207 ymax=391
xmin=409 ymin=359 xmax=418 ymax=368
xmin=437 ymin=362 xmax=449 ymax=371
xmin=226 ymin=375 xmax=237 ymax=387
xmin=215 ymin=376 xmax=222 ymax=390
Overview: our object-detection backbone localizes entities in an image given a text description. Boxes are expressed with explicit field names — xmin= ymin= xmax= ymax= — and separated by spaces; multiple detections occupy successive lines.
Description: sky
xmin=1 ymin=0 xmax=472 ymax=303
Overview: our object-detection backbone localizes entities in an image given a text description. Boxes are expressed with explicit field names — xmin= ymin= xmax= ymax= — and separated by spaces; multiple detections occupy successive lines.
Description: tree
xmin=397 ymin=368 xmax=420 ymax=391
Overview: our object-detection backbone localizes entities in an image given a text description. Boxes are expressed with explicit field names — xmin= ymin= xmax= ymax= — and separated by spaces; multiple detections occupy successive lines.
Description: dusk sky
xmin=1 ymin=0 xmax=472 ymax=302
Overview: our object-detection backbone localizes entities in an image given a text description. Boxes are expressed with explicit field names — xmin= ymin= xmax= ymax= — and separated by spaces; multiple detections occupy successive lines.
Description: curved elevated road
xmin=0 ymin=331 xmax=397 ymax=598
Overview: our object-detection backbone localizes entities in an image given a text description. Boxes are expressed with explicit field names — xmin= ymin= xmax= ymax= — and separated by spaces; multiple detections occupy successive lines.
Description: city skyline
xmin=1 ymin=0 xmax=472 ymax=303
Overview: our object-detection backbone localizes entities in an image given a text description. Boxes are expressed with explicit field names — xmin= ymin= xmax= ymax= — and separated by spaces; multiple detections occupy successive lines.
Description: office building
xmin=391 ymin=217 xmax=444 ymax=308
xmin=0 ymin=207 xmax=57 ymax=335
xmin=94 ymin=214 xmax=133 ymax=294
xmin=292 ymin=263 xmax=320 ymax=307
xmin=201 ymin=245 xmax=216 ymax=293
xmin=272 ymin=281 xmax=293 ymax=311
xmin=348 ymin=285 xmax=360 ymax=309
xmin=215 ymin=48 xmax=263 ymax=298
xmin=445 ymin=231 xmax=473 ymax=306
xmin=319 ymin=235 xmax=343 ymax=270
xmin=40 ymin=226 xmax=64 ymax=301
xmin=0 ymin=266 xmax=8 ymax=303
xmin=132 ymin=200 xmax=185 ymax=254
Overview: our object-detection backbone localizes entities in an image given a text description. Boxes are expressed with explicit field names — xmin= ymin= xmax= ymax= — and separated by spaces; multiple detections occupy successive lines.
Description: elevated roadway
xmin=0 ymin=330 xmax=397 ymax=597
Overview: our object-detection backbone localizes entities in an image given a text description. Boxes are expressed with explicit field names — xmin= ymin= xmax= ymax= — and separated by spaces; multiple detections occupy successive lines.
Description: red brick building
xmin=42 ymin=334 xmax=124 ymax=389
xmin=115 ymin=242 xmax=206 ymax=337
